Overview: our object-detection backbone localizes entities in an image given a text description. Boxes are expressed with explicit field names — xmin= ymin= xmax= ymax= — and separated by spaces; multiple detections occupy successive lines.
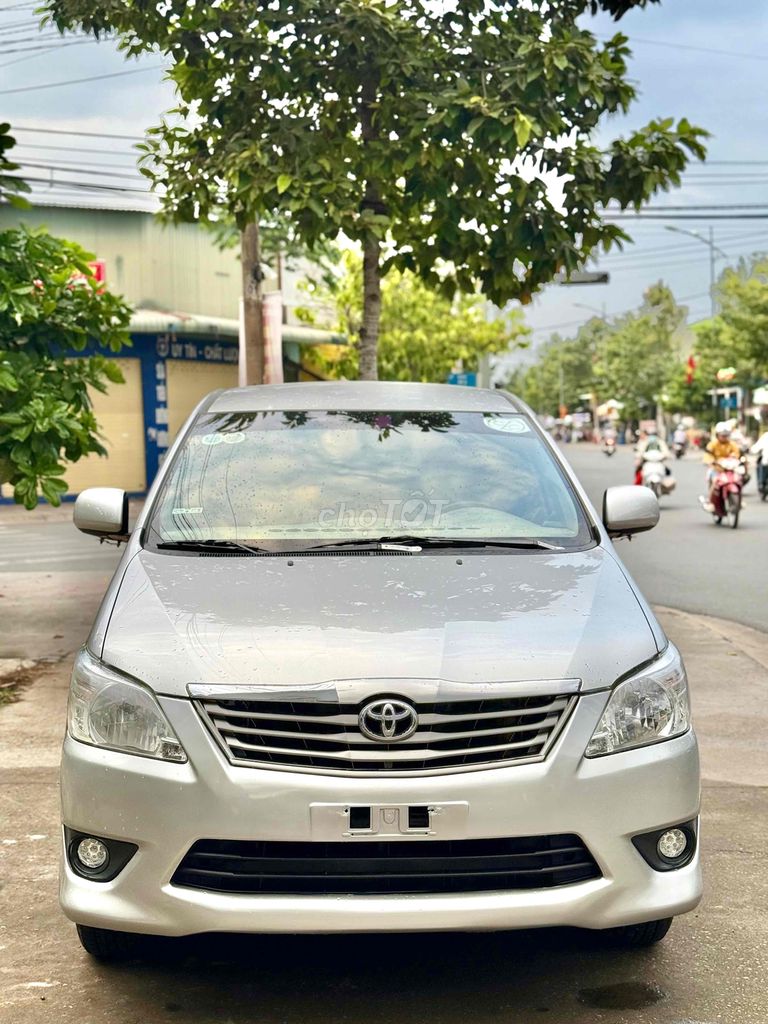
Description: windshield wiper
xmin=155 ymin=539 xmax=269 ymax=554
xmin=302 ymin=535 xmax=564 ymax=552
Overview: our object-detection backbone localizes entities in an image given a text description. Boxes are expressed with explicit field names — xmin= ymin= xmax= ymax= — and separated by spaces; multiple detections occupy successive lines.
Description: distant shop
xmin=1 ymin=308 xmax=345 ymax=502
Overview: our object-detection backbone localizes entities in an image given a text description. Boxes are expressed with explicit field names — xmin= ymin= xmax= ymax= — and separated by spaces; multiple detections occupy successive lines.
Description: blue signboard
xmin=448 ymin=372 xmax=477 ymax=387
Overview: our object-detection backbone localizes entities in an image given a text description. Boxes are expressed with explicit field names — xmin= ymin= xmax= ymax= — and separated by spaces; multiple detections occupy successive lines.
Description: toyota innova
xmin=62 ymin=382 xmax=701 ymax=960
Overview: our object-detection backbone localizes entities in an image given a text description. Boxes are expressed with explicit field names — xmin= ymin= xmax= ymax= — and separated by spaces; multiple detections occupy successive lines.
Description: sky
xmin=2 ymin=0 xmax=768 ymax=366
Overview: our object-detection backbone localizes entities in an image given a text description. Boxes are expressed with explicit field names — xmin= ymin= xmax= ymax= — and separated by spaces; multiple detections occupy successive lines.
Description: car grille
xmin=196 ymin=692 xmax=577 ymax=776
xmin=171 ymin=835 xmax=601 ymax=895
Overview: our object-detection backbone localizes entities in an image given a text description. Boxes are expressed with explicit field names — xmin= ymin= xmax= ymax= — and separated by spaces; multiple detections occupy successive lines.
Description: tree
xmin=662 ymin=258 xmax=768 ymax=417
xmin=593 ymin=283 xmax=686 ymax=420
xmin=0 ymin=127 xmax=132 ymax=508
xmin=507 ymin=327 xmax=601 ymax=417
xmin=298 ymin=250 xmax=527 ymax=382
xmin=508 ymin=283 xmax=687 ymax=420
xmin=45 ymin=1 xmax=705 ymax=380
xmin=713 ymin=259 xmax=768 ymax=373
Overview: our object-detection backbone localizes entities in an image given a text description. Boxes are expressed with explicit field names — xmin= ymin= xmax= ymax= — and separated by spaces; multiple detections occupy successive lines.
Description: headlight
xmin=68 ymin=648 xmax=187 ymax=762
xmin=585 ymin=644 xmax=690 ymax=757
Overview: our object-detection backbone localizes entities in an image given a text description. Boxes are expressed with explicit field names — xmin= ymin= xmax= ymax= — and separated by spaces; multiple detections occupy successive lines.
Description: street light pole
xmin=664 ymin=225 xmax=728 ymax=318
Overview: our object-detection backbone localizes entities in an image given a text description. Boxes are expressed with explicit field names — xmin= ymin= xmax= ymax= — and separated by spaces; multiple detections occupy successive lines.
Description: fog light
xmin=76 ymin=837 xmax=109 ymax=870
xmin=657 ymin=828 xmax=688 ymax=861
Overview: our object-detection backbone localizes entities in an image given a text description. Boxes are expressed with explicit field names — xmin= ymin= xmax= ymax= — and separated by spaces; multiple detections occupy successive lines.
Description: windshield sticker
xmin=201 ymin=433 xmax=224 ymax=446
xmin=483 ymin=415 xmax=530 ymax=434
xmin=172 ymin=507 xmax=204 ymax=516
xmin=222 ymin=431 xmax=245 ymax=445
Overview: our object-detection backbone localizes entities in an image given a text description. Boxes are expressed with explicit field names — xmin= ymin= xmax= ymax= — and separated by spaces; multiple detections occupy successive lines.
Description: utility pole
xmin=240 ymin=222 xmax=265 ymax=386
xmin=664 ymin=225 xmax=726 ymax=319
xmin=708 ymin=225 xmax=716 ymax=318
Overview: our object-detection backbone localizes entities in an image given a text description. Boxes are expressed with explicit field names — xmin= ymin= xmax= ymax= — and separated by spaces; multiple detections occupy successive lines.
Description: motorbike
xmin=602 ymin=436 xmax=617 ymax=457
xmin=639 ymin=450 xmax=676 ymax=499
xmin=673 ymin=439 xmax=687 ymax=459
xmin=706 ymin=456 xmax=746 ymax=528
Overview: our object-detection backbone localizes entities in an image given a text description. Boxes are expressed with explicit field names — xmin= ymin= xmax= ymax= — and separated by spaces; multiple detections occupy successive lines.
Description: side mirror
xmin=602 ymin=485 xmax=659 ymax=539
xmin=73 ymin=488 xmax=129 ymax=541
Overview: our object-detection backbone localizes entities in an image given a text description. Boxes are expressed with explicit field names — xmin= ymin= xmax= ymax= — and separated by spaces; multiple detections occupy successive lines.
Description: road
xmin=560 ymin=443 xmax=768 ymax=632
xmin=1 ymin=467 xmax=768 ymax=1023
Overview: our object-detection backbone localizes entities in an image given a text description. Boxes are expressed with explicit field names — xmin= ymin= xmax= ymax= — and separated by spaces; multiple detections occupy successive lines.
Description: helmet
xmin=715 ymin=421 xmax=731 ymax=437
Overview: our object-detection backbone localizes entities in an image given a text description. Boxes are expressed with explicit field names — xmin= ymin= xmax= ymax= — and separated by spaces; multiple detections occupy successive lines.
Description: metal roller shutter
xmin=166 ymin=359 xmax=238 ymax=440
xmin=63 ymin=357 xmax=146 ymax=495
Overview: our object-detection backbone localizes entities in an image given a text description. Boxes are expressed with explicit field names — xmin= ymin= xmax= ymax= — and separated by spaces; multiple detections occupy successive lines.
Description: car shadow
xmin=87 ymin=927 xmax=673 ymax=1023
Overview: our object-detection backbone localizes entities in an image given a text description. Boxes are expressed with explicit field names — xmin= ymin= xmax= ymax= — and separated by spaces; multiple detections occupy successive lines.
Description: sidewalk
xmin=0 ymin=604 xmax=767 ymax=1023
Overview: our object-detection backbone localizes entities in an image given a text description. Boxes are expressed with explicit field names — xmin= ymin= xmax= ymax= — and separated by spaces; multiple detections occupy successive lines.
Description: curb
xmin=654 ymin=604 xmax=768 ymax=673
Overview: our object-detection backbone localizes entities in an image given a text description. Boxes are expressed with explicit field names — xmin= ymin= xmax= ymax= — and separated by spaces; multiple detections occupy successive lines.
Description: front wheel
xmin=598 ymin=917 xmax=673 ymax=949
xmin=76 ymin=924 xmax=149 ymax=962
xmin=727 ymin=491 xmax=741 ymax=529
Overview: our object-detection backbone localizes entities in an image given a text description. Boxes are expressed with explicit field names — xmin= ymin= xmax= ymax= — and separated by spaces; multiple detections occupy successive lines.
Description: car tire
xmin=76 ymin=924 xmax=148 ymax=962
xmin=600 ymin=917 xmax=673 ymax=949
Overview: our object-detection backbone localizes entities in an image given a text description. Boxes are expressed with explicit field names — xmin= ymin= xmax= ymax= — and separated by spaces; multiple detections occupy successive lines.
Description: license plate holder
xmin=310 ymin=801 xmax=469 ymax=839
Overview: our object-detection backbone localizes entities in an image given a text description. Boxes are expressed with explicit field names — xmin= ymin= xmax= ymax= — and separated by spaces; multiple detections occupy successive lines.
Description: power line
xmin=17 ymin=161 xmax=145 ymax=180
xmin=8 ymin=174 xmax=151 ymax=194
xmin=0 ymin=39 xmax=95 ymax=57
xmin=614 ymin=203 xmax=768 ymax=211
xmin=0 ymin=41 xmax=100 ymax=70
xmin=12 ymin=125 xmax=144 ymax=141
xmin=529 ymin=291 xmax=713 ymax=336
xmin=0 ymin=64 xmax=167 ymax=96
xmin=620 ymin=34 xmax=768 ymax=63
xmin=610 ymin=214 xmax=768 ymax=221
xmin=14 ymin=142 xmax=139 ymax=157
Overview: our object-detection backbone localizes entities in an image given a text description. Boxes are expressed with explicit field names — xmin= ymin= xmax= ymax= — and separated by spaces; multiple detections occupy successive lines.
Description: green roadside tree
xmin=45 ymin=0 xmax=705 ymax=380
xmin=712 ymin=259 xmax=768 ymax=375
xmin=662 ymin=258 xmax=768 ymax=417
xmin=0 ymin=125 xmax=132 ymax=508
xmin=506 ymin=327 xmax=600 ymax=417
xmin=298 ymin=250 xmax=528 ymax=382
xmin=592 ymin=283 xmax=686 ymax=420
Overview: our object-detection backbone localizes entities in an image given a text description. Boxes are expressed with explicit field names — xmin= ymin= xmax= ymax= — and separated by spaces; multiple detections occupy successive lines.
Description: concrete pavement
xmin=1 ymin=557 xmax=767 ymax=1022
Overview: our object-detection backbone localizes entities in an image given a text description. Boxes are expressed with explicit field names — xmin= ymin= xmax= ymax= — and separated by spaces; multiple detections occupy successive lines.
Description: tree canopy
xmin=508 ymin=283 xmax=687 ymax=420
xmin=0 ymin=127 xmax=132 ymax=508
xmin=44 ymin=0 xmax=706 ymax=378
xmin=298 ymin=250 xmax=528 ymax=383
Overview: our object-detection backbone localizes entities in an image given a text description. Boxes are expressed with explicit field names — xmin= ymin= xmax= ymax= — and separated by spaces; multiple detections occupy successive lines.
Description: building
xmin=0 ymin=200 xmax=344 ymax=499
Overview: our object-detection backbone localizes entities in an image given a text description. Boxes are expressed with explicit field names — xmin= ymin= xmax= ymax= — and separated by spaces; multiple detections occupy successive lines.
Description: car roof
xmin=206 ymin=381 xmax=524 ymax=414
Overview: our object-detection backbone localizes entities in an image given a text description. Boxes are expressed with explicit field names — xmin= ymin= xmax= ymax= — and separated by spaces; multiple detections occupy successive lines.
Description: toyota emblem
xmin=359 ymin=699 xmax=418 ymax=742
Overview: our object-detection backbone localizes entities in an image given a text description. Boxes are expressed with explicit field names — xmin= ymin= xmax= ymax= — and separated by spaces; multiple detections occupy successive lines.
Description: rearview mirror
xmin=73 ymin=488 xmax=129 ymax=540
xmin=602 ymin=485 xmax=659 ymax=539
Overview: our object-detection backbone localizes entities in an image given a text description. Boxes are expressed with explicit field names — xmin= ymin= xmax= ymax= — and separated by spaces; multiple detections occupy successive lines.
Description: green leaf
xmin=276 ymin=174 xmax=292 ymax=195
xmin=513 ymin=112 xmax=533 ymax=149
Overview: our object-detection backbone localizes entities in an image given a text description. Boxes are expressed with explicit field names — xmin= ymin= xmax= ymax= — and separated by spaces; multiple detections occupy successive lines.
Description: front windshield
xmin=146 ymin=410 xmax=593 ymax=550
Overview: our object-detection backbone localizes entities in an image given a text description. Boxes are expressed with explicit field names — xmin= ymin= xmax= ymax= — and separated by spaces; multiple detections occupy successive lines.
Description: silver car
xmin=62 ymin=382 xmax=701 ymax=960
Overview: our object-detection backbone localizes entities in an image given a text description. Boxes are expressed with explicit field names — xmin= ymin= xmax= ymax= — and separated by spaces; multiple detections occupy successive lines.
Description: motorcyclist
xmin=751 ymin=428 xmax=768 ymax=494
xmin=634 ymin=431 xmax=671 ymax=485
xmin=701 ymin=422 xmax=742 ymax=512
xmin=672 ymin=424 xmax=687 ymax=450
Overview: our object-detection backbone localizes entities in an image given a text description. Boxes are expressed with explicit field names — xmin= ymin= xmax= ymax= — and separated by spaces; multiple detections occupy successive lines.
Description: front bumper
xmin=60 ymin=692 xmax=702 ymax=936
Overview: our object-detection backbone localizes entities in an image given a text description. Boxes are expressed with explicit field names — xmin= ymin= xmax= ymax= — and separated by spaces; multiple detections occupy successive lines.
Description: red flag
xmin=686 ymin=354 xmax=696 ymax=384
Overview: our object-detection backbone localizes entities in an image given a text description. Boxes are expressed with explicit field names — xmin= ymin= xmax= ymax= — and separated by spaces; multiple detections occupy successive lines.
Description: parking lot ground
xmin=1 ymin=594 xmax=767 ymax=1024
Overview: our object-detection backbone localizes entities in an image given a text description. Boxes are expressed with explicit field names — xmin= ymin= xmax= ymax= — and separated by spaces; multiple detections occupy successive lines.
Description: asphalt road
xmin=560 ymin=443 xmax=768 ymax=632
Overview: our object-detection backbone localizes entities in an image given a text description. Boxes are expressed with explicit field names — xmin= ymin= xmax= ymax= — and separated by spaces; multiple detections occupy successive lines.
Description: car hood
xmin=99 ymin=547 xmax=660 ymax=698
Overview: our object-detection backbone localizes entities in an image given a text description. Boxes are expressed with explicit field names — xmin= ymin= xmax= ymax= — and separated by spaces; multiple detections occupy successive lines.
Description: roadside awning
xmin=129 ymin=308 xmax=346 ymax=346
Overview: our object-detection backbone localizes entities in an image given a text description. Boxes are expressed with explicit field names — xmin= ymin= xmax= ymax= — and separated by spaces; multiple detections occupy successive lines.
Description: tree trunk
xmin=359 ymin=233 xmax=381 ymax=381
xmin=240 ymin=222 xmax=264 ymax=386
